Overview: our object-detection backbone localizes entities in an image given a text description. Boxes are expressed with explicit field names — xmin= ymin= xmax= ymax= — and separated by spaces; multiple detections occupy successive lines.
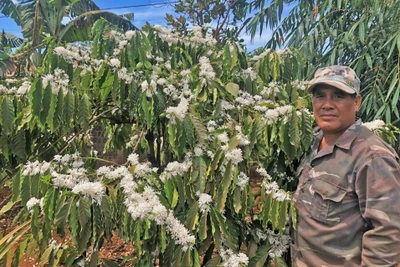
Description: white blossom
xmin=217 ymin=132 xmax=229 ymax=144
xmin=108 ymin=58 xmax=121 ymax=68
xmin=160 ymin=157 xmax=192 ymax=182
xmin=26 ymin=197 xmax=43 ymax=213
xmin=125 ymin=30 xmax=136 ymax=40
xmin=166 ymin=97 xmax=189 ymax=123
xmin=242 ymin=67 xmax=257 ymax=80
xmin=72 ymin=182 xmax=105 ymax=205
xmin=236 ymin=172 xmax=249 ymax=191
xmin=220 ymin=247 xmax=249 ymax=267
xmin=198 ymin=193 xmax=212 ymax=213
xmin=363 ymin=120 xmax=385 ymax=130
xmin=127 ymin=153 xmax=140 ymax=165
xmin=225 ymin=148 xmax=243 ymax=165
xmin=199 ymin=56 xmax=215 ymax=86
xmin=42 ymin=68 xmax=69 ymax=95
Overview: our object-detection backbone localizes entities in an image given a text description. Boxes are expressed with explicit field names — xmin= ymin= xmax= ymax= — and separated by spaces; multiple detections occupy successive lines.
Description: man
xmin=291 ymin=65 xmax=400 ymax=266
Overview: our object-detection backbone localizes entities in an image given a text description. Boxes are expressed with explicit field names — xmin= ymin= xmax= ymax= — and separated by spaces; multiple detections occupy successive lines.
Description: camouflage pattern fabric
xmin=308 ymin=65 xmax=361 ymax=94
xmin=291 ymin=119 xmax=400 ymax=267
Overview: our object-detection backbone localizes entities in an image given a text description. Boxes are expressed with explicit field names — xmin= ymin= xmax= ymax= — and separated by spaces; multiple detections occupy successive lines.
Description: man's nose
xmin=321 ymin=96 xmax=335 ymax=108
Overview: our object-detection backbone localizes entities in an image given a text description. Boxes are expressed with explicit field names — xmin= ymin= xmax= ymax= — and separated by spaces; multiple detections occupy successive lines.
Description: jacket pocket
xmin=310 ymin=179 xmax=347 ymax=225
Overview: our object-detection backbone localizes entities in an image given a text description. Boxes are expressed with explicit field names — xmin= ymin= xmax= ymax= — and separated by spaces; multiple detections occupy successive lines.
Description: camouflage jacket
xmin=291 ymin=119 xmax=400 ymax=267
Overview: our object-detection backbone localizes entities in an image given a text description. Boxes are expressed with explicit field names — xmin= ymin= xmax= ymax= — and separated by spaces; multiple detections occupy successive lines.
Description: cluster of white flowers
xmin=153 ymin=25 xmax=216 ymax=47
xmin=26 ymin=197 xmax=43 ymax=214
xmin=242 ymin=67 xmax=257 ymax=80
xmin=199 ymin=56 xmax=215 ymax=86
xmin=198 ymin=192 xmax=213 ymax=213
xmin=42 ymin=68 xmax=70 ymax=95
xmin=256 ymin=167 xmax=272 ymax=180
xmin=217 ymin=132 xmax=230 ymax=144
xmin=236 ymin=172 xmax=249 ymax=191
xmin=121 ymin=175 xmax=195 ymax=250
xmin=206 ymin=120 xmax=218 ymax=133
xmin=264 ymin=105 xmax=293 ymax=125
xmin=235 ymin=91 xmax=256 ymax=107
xmin=235 ymin=125 xmax=250 ymax=146
xmin=154 ymin=24 xmax=181 ymax=45
xmin=22 ymin=160 xmax=51 ymax=176
xmin=108 ymin=58 xmax=121 ymax=69
xmin=141 ymin=79 xmax=157 ymax=97
xmin=256 ymin=228 xmax=291 ymax=258
xmin=363 ymin=120 xmax=385 ymax=130
xmin=54 ymin=45 xmax=91 ymax=65
xmin=54 ymin=45 xmax=103 ymax=73
xmin=261 ymin=81 xmax=281 ymax=96
xmin=118 ymin=67 xmax=134 ymax=83
xmin=291 ymin=79 xmax=309 ymax=91
xmin=51 ymin=153 xmax=89 ymax=189
xmin=263 ymin=180 xmax=291 ymax=202
xmin=97 ymin=165 xmax=130 ymax=180
xmin=251 ymin=48 xmax=292 ymax=62
xmin=190 ymin=26 xmax=217 ymax=46
xmin=72 ymin=182 xmax=105 ymax=205
xmin=220 ymin=247 xmax=249 ymax=267
xmin=194 ymin=146 xmax=204 ymax=157
xmin=159 ymin=156 xmax=192 ymax=182
xmin=166 ymin=97 xmax=190 ymax=123
xmin=225 ymin=148 xmax=244 ymax=165
xmin=276 ymin=48 xmax=293 ymax=57
xmin=268 ymin=230 xmax=291 ymax=258
xmin=0 ymin=81 xmax=31 ymax=95
xmin=251 ymin=49 xmax=272 ymax=61
xmin=257 ymin=167 xmax=290 ymax=201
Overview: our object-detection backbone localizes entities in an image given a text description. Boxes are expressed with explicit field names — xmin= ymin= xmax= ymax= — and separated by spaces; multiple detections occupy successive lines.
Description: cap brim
xmin=307 ymin=80 xmax=357 ymax=94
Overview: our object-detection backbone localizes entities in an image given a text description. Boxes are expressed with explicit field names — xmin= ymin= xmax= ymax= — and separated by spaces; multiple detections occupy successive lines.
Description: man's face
xmin=312 ymin=85 xmax=362 ymax=136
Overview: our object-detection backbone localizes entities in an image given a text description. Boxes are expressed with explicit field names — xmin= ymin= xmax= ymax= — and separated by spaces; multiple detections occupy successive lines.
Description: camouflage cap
xmin=308 ymin=65 xmax=360 ymax=94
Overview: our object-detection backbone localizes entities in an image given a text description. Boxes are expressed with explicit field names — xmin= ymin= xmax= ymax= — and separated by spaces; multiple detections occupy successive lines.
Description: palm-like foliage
xmin=0 ymin=0 xmax=137 ymax=74
xmin=248 ymin=0 xmax=400 ymax=124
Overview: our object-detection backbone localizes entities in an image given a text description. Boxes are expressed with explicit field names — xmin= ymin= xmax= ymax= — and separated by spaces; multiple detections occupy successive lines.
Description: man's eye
xmin=334 ymin=94 xmax=345 ymax=99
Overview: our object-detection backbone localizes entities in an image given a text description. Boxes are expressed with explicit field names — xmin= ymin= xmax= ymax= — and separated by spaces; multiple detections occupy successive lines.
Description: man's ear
xmin=355 ymin=94 xmax=362 ymax=111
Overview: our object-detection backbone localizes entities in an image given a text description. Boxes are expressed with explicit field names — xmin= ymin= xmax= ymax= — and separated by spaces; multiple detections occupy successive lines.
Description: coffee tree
xmin=0 ymin=19 xmax=397 ymax=266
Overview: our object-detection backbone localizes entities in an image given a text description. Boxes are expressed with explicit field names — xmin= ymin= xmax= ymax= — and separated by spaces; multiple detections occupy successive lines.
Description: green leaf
xmin=77 ymin=94 xmax=91 ymax=129
xmin=40 ymin=84 xmax=52 ymax=125
xmin=209 ymin=209 xmax=222 ymax=250
xmin=12 ymin=129 xmax=26 ymax=160
xmin=1 ymin=96 xmax=15 ymax=135
xmin=141 ymin=95 xmax=153 ymax=129
xmin=215 ymin=161 xmax=233 ymax=212
xmin=290 ymin=199 xmax=297 ymax=230
xmin=20 ymin=175 xmax=31 ymax=206
xmin=202 ymin=255 xmax=221 ymax=267
xmin=223 ymin=44 xmax=232 ymax=70
xmin=30 ymin=79 xmax=42 ymax=118
xmin=189 ymin=113 xmax=207 ymax=145
xmin=278 ymin=199 xmax=288 ymax=234
xmin=248 ymin=244 xmax=271 ymax=267
xmin=198 ymin=211 xmax=208 ymax=241
xmin=64 ymin=91 xmax=75 ymax=128
xmin=289 ymin=109 xmax=300 ymax=147
xmin=185 ymin=200 xmax=199 ymax=230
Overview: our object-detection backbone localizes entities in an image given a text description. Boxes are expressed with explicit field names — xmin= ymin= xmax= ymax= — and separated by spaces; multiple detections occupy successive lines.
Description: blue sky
xmin=1 ymin=0 xmax=276 ymax=51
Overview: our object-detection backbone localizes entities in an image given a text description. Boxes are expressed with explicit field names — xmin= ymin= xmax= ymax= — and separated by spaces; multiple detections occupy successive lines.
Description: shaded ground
xmin=0 ymin=186 xmax=135 ymax=266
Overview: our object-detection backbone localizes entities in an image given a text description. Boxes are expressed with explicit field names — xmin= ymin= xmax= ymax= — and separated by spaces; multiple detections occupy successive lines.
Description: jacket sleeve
xmin=356 ymin=155 xmax=400 ymax=266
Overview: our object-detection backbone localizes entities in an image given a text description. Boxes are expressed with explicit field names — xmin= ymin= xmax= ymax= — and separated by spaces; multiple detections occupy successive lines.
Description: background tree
xmin=167 ymin=0 xmax=251 ymax=45
xmin=248 ymin=0 xmax=400 ymax=125
xmin=0 ymin=0 xmax=136 ymax=75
